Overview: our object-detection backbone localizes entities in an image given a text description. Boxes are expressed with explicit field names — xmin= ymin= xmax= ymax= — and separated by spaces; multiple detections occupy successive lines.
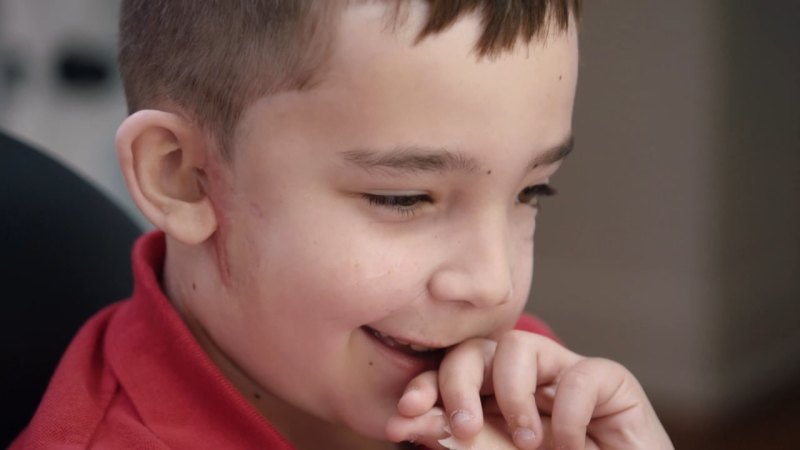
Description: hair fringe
xmin=417 ymin=0 xmax=580 ymax=56
xmin=118 ymin=0 xmax=581 ymax=158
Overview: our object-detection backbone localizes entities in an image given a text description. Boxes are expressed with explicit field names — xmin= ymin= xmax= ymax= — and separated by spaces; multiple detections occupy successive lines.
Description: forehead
xmin=331 ymin=4 xmax=577 ymax=107
xmin=234 ymin=3 xmax=578 ymax=162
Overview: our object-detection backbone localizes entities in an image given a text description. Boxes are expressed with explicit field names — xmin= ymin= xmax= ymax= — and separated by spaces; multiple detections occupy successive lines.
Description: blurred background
xmin=1 ymin=0 xmax=798 ymax=448
xmin=535 ymin=1 xmax=800 ymax=448
xmin=0 ymin=0 xmax=141 ymax=225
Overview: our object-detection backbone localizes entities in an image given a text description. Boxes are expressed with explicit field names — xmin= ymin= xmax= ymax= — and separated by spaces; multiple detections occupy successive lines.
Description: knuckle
xmin=498 ymin=329 xmax=535 ymax=349
xmin=438 ymin=370 xmax=479 ymax=396
xmin=437 ymin=367 xmax=465 ymax=388
xmin=561 ymin=367 xmax=594 ymax=391
xmin=587 ymin=357 xmax=632 ymax=377
xmin=505 ymin=398 xmax=535 ymax=420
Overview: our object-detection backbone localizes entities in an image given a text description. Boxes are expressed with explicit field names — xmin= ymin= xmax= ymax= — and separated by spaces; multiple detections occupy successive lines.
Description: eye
xmin=517 ymin=184 xmax=557 ymax=207
xmin=362 ymin=193 xmax=432 ymax=216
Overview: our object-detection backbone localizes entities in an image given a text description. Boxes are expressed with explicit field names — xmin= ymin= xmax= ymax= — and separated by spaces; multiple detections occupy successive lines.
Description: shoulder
xmin=10 ymin=303 xmax=164 ymax=449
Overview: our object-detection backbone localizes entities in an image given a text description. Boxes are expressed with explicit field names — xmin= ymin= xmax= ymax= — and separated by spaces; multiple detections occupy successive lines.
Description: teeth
xmin=409 ymin=343 xmax=434 ymax=352
xmin=371 ymin=329 xmax=437 ymax=353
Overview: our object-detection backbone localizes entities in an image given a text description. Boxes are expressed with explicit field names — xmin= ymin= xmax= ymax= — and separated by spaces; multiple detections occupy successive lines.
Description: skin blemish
xmin=368 ymin=361 xmax=374 ymax=367
xmin=559 ymin=74 xmax=563 ymax=80
xmin=248 ymin=201 xmax=265 ymax=218
xmin=487 ymin=169 xmax=492 ymax=175
xmin=192 ymin=282 xmax=196 ymax=291
xmin=253 ymin=392 xmax=261 ymax=400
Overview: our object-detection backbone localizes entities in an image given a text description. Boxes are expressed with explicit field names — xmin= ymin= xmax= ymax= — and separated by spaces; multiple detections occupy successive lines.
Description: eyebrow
xmin=340 ymin=146 xmax=479 ymax=173
xmin=528 ymin=135 xmax=574 ymax=170
xmin=340 ymin=135 xmax=574 ymax=175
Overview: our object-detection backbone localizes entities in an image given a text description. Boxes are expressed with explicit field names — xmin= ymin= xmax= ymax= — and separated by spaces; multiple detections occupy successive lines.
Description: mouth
xmin=362 ymin=326 xmax=448 ymax=363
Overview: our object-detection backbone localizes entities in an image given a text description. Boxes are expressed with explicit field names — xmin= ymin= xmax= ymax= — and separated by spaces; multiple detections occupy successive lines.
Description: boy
xmin=13 ymin=1 xmax=673 ymax=449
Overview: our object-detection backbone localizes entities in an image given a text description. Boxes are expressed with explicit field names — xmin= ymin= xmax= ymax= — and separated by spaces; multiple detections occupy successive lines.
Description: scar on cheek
xmin=202 ymin=160 xmax=234 ymax=286
xmin=213 ymin=227 xmax=233 ymax=287
xmin=205 ymin=194 xmax=232 ymax=287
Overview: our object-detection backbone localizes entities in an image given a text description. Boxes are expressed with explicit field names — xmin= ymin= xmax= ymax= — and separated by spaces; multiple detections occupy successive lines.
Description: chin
xmin=335 ymin=395 xmax=399 ymax=442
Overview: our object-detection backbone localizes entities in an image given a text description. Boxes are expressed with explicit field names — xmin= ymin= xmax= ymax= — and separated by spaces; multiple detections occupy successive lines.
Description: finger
xmin=539 ymin=416 xmax=601 ymax=450
xmin=385 ymin=406 xmax=449 ymax=446
xmin=438 ymin=338 xmax=496 ymax=440
xmin=398 ymin=370 xmax=439 ymax=417
xmin=439 ymin=414 xmax=517 ymax=450
xmin=530 ymin=383 xmax=558 ymax=416
xmin=483 ymin=387 xmax=557 ymax=430
xmin=493 ymin=331 xmax=583 ymax=449
xmin=550 ymin=358 xmax=628 ymax=450
xmin=492 ymin=332 xmax=542 ymax=449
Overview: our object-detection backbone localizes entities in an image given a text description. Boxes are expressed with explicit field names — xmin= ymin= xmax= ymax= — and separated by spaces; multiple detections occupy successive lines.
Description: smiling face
xmin=181 ymin=3 xmax=578 ymax=446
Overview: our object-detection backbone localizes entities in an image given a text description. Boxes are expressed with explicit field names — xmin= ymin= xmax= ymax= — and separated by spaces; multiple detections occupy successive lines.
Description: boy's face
xmin=195 ymin=4 xmax=577 ymax=442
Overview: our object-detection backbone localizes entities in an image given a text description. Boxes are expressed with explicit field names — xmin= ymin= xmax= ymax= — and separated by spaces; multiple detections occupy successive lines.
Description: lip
xmin=361 ymin=326 xmax=445 ymax=373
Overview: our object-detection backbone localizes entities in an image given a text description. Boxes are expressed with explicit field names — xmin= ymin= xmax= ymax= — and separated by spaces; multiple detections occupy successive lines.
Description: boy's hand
xmin=386 ymin=331 xmax=673 ymax=449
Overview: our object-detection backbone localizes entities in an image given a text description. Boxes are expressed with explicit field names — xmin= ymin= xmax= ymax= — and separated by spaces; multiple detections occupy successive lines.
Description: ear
xmin=116 ymin=110 xmax=218 ymax=245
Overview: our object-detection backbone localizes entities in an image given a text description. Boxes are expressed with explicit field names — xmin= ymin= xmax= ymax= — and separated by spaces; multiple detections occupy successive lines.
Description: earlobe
xmin=116 ymin=110 xmax=218 ymax=245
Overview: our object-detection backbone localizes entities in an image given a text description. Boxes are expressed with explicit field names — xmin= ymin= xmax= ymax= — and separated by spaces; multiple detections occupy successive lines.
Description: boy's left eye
xmin=362 ymin=184 xmax=555 ymax=216
xmin=362 ymin=193 xmax=432 ymax=216
xmin=517 ymin=184 xmax=557 ymax=207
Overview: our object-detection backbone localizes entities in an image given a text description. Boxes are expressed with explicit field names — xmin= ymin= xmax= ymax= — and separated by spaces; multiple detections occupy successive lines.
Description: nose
xmin=427 ymin=217 xmax=515 ymax=308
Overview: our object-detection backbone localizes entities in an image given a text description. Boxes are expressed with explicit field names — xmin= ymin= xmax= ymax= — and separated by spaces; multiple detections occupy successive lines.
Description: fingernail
xmin=402 ymin=385 xmax=419 ymax=397
xmin=450 ymin=409 xmax=473 ymax=427
xmin=514 ymin=427 xmax=536 ymax=442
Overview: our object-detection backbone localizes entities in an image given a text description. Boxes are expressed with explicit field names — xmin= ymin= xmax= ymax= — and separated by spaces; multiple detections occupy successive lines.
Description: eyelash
xmin=517 ymin=184 xmax=557 ymax=207
xmin=362 ymin=193 xmax=432 ymax=217
xmin=363 ymin=184 xmax=557 ymax=216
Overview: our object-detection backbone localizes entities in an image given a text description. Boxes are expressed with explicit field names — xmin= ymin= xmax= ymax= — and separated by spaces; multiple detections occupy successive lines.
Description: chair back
xmin=0 ymin=131 xmax=141 ymax=446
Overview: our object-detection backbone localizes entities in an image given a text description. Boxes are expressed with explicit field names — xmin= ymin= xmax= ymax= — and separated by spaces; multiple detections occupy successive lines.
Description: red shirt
xmin=12 ymin=231 xmax=558 ymax=449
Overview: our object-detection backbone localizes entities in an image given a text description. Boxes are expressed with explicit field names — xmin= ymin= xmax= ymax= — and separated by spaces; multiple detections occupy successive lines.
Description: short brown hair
xmin=118 ymin=0 xmax=581 ymax=159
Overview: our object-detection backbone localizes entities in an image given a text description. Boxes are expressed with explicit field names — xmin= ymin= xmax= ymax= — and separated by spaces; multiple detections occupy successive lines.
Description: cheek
xmin=512 ymin=237 xmax=535 ymax=300
xmin=516 ymin=255 xmax=534 ymax=300
xmin=315 ymin=237 xmax=433 ymax=321
xmin=227 ymin=212 xmax=431 ymax=325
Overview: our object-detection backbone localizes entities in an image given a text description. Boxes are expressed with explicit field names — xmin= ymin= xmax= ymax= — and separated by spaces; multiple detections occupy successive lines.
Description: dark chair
xmin=0 ymin=130 xmax=142 ymax=447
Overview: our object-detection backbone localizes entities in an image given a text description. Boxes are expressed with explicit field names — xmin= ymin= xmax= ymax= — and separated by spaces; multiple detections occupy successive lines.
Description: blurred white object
xmin=0 ymin=0 xmax=143 ymax=224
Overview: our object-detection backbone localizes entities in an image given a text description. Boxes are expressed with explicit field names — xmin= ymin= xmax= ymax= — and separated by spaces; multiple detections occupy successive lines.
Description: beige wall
xmin=528 ymin=0 xmax=800 ymax=418
xmin=716 ymin=1 xmax=800 ymax=406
